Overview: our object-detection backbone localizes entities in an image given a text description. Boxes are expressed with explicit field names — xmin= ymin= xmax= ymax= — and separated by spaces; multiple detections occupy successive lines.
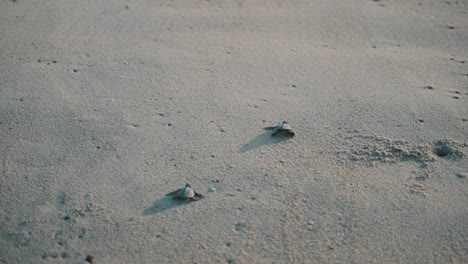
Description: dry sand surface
xmin=1 ymin=0 xmax=467 ymax=263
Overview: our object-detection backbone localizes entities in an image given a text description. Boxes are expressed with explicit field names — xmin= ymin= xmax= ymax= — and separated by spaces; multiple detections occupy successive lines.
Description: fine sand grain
xmin=1 ymin=0 xmax=467 ymax=263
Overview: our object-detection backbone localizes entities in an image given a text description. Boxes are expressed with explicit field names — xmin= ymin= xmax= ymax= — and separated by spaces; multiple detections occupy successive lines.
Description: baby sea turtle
xmin=264 ymin=121 xmax=295 ymax=137
xmin=166 ymin=183 xmax=203 ymax=202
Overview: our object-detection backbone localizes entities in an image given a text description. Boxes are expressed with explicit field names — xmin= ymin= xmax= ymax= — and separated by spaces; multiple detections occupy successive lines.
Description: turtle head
xmin=185 ymin=183 xmax=191 ymax=188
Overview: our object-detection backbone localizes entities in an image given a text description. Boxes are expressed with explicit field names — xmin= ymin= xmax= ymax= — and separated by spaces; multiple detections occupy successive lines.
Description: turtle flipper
xmin=183 ymin=195 xmax=202 ymax=202
xmin=264 ymin=126 xmax=277 ymax=130
xmin=272 ymin=130 xmax=295 ymax=137
xmin=166 ymin=189 xmax=181 ymax=196
xmin=184 ymin=192 xmax=203 ymax=202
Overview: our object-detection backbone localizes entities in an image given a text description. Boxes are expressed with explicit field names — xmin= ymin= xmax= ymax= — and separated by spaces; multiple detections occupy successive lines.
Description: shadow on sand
xmin=240 ymin=130 xmax=290 ymax=153
xmin=143 ymin=196 xmax=195 ymax=215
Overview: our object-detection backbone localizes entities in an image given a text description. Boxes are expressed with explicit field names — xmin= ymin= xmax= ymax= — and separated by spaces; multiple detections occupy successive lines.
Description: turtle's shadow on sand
xmin=143 ymin=196 xmax=192 ymax=215
xmin=240 ymin=131 xmax=290 ymax=153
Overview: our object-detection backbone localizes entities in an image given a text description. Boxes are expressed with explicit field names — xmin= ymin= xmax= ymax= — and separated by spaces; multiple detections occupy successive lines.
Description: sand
xmin=1 ymin=0 xmax=467 ymax=263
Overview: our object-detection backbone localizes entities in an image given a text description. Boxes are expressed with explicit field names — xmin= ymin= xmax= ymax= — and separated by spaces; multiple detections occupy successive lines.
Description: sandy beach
xmin=1 ymin=0 xmax=467 ymax=263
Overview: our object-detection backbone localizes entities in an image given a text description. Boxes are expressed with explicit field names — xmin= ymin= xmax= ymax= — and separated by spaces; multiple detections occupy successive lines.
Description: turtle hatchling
xmin=166 ymin=183 xmax=203 ymax=202
xmin=264 ymin=121 xmax=295 ymax=137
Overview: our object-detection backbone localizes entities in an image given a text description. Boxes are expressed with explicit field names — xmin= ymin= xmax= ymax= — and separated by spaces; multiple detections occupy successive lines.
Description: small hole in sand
xmin=433 ymin=146 xmax=451 ymax=157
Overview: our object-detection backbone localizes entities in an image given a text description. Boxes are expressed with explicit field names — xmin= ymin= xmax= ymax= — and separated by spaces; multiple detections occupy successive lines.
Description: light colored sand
xmin=1 ymin=0 xmax=467 ymax=263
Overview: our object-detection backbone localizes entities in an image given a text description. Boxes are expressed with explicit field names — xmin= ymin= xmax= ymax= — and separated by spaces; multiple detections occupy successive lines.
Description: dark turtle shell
xmin=166 ymin=183 xmax=203 ymax=201
xmin=265 ymin=121 xmax=295 ymax=137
